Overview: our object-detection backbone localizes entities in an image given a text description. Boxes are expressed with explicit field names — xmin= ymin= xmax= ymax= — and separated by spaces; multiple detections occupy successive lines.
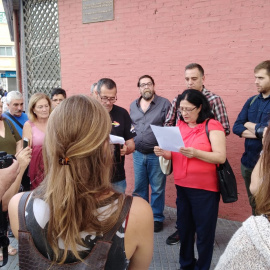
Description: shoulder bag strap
xmin=80 ymin=196 xmax=133 ymax=270
xmin=18 ymin=192 xmax=32 ymax=231
xmin=5 ymin=112 xmax=23 ymax=129
xmin=205 ymin=119 xmax=222 ymax=170
xmin=4 ymin=119 xmax=15 ymax=136
xmin=102 ymin=195 xmax=133 ymax=241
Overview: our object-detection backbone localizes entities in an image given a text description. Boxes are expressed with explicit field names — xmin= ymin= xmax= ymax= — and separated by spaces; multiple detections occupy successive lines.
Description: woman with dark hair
xmin=154 ymin=89 xmax=226 ymax=270
xmin=215 ymin=125 xmax=270 ymax=269
xmin=8 ymin=95 xmax=153 ymax=269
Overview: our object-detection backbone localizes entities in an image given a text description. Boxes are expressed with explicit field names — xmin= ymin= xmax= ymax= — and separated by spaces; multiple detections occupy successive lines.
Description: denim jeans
xmin=132 ymin=150 xmax=166 ymax=222
xmin=112 ymin=179 xmax=126 ymax=193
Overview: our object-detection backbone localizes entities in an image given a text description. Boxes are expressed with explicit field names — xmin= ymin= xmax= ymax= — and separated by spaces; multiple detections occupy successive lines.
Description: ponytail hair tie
xmin=59 ymin=157 xmax=70 ymax=165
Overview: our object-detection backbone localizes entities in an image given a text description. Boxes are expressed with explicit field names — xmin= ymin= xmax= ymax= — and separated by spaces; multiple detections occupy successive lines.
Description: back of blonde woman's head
xmin=28 ymin=92 xmax=51 ymax=122
xmin=43 ymin=94 xmax=113 ymax=195
xmin=41 ymin=95 xmax=115 ymax=263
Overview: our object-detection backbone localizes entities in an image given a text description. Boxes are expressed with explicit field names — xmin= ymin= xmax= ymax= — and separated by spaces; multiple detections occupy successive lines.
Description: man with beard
xmin=233 ymin=60 xmax=270 ymax=215
xmin=130 ymin=75 xmax=170 ymax=233
xmin=3 ymin=91 xmax=28 ymax=137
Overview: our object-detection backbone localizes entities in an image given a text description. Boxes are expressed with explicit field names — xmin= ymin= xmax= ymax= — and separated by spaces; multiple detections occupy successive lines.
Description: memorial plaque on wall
xmin=82 ymin=0 xmax=114 ymax=23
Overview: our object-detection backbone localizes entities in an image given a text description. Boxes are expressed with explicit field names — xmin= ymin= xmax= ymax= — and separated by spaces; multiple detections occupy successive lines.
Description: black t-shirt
xmin=110 ymin=105 xmax=136 ymax=183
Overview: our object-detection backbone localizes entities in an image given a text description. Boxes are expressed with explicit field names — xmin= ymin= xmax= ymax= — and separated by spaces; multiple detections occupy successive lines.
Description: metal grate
xmin=21 ymin=0 xmax=61 ymax=98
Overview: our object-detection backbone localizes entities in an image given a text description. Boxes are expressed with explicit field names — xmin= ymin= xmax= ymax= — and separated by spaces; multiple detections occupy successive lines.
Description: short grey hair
xmin=90 ymin=83 xmax=97 ymax=94
xmin=6 ymin=91 xmax=23 ymax=104
xmin=96 ymin=78 xmax=117 ymax=95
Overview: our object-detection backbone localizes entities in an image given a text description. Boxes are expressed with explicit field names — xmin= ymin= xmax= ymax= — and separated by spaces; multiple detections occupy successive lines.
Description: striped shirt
xmin=164 ymin=87 xmax=230 ymax=135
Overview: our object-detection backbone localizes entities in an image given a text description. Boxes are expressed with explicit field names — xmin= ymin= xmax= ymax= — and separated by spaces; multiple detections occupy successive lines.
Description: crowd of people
xmin=0 ymin=60 xmax=269 ymax=269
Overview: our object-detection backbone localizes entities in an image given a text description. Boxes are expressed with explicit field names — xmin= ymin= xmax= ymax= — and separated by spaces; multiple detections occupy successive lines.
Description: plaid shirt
xmin=164 ymin=87 xmax=230 ymax=135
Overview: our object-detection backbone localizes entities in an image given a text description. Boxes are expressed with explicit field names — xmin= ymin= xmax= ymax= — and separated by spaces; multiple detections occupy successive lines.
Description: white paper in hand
xmin=109 ymin=134 xmax=125 ymax=145
xmin=150 ymin=125 xmax=185 ymax=152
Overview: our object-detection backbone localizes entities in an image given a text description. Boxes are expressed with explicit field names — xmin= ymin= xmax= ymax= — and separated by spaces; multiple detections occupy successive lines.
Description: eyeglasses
xmin=99 ymin=95 xmax=117 ymax=103
xmin=179 ymin=106 xmax=197 ymax=113
xmin=139 ymin=82 xmax=153 ymax=89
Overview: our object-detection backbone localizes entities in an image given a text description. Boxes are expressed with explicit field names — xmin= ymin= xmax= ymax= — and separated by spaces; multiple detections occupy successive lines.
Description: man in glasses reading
xmin=96 ymin=78 xmax=136 ymax=193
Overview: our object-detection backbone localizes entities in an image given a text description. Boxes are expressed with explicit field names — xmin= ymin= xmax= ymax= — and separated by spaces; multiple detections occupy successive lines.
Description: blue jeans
xmin=132 ymin=150 xmax=166 ymax=222
xmin=112 ymin=179 xmax=126 ymax=193
xmin=176 ymin=186 xmax=220 ymax=270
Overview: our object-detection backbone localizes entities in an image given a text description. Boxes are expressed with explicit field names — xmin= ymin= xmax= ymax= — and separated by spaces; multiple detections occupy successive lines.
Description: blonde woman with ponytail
xmin=8 ymin=95 xmax=153 ymax=269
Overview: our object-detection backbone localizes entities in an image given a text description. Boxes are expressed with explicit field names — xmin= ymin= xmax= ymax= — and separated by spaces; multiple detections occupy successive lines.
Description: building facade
xmin=0 ymin=1 xmax=16 ymax=92
xmin=4 ymin=0 xmax=270 ymax=221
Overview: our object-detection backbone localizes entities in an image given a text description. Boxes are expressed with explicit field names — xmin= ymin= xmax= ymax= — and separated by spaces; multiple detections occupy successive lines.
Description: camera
xmin=0 ymin=151 xmax=15 ymax=169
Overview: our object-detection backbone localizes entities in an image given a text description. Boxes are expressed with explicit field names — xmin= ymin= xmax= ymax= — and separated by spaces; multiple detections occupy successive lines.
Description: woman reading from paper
xmin=154 ymin=89 xmax=226 ymax=270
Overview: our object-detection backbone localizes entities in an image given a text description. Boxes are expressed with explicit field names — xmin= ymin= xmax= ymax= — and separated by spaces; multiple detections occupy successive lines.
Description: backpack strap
xmin=5 ymin=112 xmax=23 ymax=129
xmin=102 ymin=195 xmax=133 ymax=241
xmin=83 ymin=195 xmax=133 ymax=269
xmin=249 ymin=95 xmax=259 ymax=107
xmin=18 ymin=192 xmax=32 ymax=231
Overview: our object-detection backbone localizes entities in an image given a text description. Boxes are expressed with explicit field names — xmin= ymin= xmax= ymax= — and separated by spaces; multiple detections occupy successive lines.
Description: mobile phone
xmin=23 ymin=138 xmax=29 ymax=149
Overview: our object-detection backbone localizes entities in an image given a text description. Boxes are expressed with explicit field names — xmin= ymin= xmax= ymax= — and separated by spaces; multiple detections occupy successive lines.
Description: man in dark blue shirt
xmin=233 ymin=60 xmax=270 ymax=214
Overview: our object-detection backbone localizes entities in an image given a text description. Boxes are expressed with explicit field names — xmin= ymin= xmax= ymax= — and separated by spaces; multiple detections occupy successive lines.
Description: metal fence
xmin=20 ymin=0 xmax=61 ymax=103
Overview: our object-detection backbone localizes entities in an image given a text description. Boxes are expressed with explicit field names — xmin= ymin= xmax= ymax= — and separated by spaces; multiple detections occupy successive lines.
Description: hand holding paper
xmin=109 ymin=134 xmax=125 ymax=144
xmin=150 ymin=125 xmax=185 ymax=152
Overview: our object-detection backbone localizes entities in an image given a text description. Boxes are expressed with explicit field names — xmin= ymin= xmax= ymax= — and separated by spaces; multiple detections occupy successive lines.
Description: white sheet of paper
xmin=150 ymin=125 xmax=185 ymax=152
xmin=109 ymin=134 xmax=125 ymax=145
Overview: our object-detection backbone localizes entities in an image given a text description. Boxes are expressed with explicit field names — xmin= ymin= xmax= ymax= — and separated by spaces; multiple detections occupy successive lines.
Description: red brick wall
xmin=58 ymin=0 xmax=270 ymax=222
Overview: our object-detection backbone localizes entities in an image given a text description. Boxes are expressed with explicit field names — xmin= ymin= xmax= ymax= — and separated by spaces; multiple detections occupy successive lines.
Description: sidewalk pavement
xmin=1 ymin=206 xmax=242 ymax=270
xmin=150 ymin=206 xmax=242 ymax=270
